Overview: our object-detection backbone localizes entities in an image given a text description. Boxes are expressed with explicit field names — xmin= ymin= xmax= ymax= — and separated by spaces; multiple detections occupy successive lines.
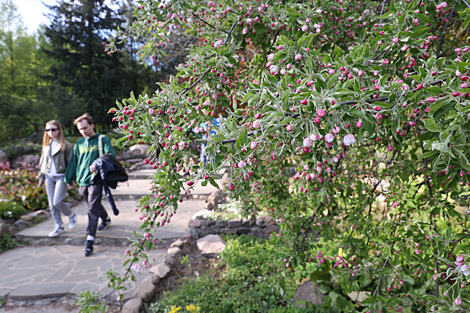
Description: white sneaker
xmin=69 ymin=213 xmax=77 ymax=229
xmin=49 ymin=226 xmax=64 ymax=237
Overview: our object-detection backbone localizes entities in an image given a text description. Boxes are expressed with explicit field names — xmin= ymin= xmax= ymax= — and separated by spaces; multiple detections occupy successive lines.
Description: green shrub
xmin=0 ymin=201 xmax=28 ymax=220
xmin=149 ymin=235 xmax=300 ymax=313
xmin=2 ymin=142 xmax=42 ymax=161
xmin=0 ymin=234 xmax=17 ymax=252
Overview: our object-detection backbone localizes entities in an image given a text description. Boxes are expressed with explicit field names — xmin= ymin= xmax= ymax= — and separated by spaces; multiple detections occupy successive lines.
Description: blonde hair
xmin=42 ymin=120 xmax=67 ymax=152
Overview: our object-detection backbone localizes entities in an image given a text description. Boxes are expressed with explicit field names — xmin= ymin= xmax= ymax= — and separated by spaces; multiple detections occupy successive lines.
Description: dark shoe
xmin=98 ymin=217 xmax=111 ymax=231
xmin=84 ymin=240 xmax=93 ymax=257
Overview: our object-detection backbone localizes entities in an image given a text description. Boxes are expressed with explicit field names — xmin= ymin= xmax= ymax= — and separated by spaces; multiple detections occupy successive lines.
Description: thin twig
xmin=460 ymin=0 xmax=470 ymax=8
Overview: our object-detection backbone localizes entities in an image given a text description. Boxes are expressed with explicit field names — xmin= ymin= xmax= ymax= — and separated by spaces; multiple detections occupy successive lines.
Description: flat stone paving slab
xmin=16 ymin=199 xmax=206 ymax=241
xmin=0 ymin=245 xmax=166 ymax=300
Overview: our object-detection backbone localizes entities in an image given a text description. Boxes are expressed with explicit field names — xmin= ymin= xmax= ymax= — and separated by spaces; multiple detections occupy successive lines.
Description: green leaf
xmin=418 ymin=150 xmax=438 ymax=159
xmin=310 ymin=271 xmax=332 ymax=285
xmin=447 ymin=208 xmax=462 ymax=219
xmin=209 ymin=177 xmax=220 ymax=189
xmin=335 ymin=45 xmax=345 ymax=57
xmin=236 ymin=129 xmax=247 ymax=149
xmin=423 ymin=119 xmax=439 ymax=132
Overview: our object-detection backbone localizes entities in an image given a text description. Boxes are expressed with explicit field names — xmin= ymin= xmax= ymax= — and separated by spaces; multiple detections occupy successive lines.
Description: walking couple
xmin=38 ymin=113 xmax=116 ymax=256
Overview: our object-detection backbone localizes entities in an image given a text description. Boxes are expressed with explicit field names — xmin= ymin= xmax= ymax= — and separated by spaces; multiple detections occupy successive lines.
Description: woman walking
xmin=38 ymin=120 xmax=77 ymax=237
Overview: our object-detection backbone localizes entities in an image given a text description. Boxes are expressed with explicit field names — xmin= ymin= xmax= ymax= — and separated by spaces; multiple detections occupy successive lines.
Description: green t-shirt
xmin=65 ymin=133 xmax=116 ymax=186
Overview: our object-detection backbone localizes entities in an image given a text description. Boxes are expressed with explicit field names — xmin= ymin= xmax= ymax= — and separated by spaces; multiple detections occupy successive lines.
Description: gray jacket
xmin=38 ymin=141 xmax=73 ymax=182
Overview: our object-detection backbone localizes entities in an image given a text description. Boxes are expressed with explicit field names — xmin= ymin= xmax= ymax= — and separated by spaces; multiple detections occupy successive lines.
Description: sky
xmin=12 ymin=0 xmax=56 ymax=34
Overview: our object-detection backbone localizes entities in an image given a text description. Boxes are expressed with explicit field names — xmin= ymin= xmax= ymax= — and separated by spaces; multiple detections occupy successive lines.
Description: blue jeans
xmin=45 ymin=174 xmax=72 ymax=228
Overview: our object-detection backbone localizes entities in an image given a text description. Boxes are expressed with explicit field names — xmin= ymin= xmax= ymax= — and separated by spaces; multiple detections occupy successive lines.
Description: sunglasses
xmin=46 ymin=128 xmax=59 ymax=132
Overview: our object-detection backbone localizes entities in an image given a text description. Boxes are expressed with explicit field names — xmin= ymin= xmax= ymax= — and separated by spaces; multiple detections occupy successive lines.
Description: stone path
xmin=0 ymin=169 xmax=221 ymax=312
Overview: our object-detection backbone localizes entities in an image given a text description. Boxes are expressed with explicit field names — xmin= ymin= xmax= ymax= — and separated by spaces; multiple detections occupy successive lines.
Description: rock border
xmin=121 ymin=235 xmax=194 ymax=313
xmin=188 ymin=216 xmax=279 ymax=239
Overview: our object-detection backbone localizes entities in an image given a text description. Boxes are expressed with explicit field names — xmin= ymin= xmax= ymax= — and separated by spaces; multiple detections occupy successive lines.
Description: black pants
xmin=79 ymin=184 xmax=108 ymax=238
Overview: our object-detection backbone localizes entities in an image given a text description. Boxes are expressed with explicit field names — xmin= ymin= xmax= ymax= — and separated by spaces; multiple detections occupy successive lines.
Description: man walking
xmin=65 ymin=113 xmax=116 ymax=256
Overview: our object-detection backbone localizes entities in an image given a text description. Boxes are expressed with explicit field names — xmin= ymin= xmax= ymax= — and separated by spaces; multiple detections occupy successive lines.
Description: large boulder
xmin=0 ymin=150 xmax=7 ymax=163
xmin=129 ymin=144 xmax=150 ymax=157
xmin=22 ymin=154 xmax=40 ymax=166
xmin=294 ymin=280 xmax=325 ymax=308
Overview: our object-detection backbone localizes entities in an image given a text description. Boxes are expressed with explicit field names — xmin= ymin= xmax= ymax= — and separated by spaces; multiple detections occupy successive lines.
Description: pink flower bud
xmin=356 ymin=120 xmax=362 ymax=128
xmin=455 ymin=298 xmax=462 ymax=306
xmin=187 ymin=181 xmax=194 ymax=186
xmin=228 ymin=182 xmax=235 ymax=190
xmin=286 ymin=125 xmax=293 ymax=132
xmin=295 ymin=54 xmax=302 ymax=60
xmin=393 ymin=38 xmax=399 ymax=43
xmin=388 ymin=146 xmax=393 ymax=151
xmin=401 ymin=45 xmax=408 ymax=51
xmin=278 ymin=45 xmax=284 ymax=50
xmin=253 ymin=120 xmax=261 ymax=128
xmin=427 ymin=97 xmax=435 ymax=103
xmin=255 ymin=113 xmax=262 ymax=119
xmin=251 ymin=141 xmax=258 ymax=149
xmin=417 ymin=83 xmax=423 ymax=90
xmin=328 ymin=69 xmax=335 ymax=75
xmin=317 ymin=109 xmax=326 ymax=117
xmin=358 ymin=70 xmax=364 ymax=77
xmin=242 ymin=28 xmax=248 ymax=35
xmin=374 ymin=84 xmax=380 ymax=90
xmin=301 ymin=99 xmax=308 ymax=105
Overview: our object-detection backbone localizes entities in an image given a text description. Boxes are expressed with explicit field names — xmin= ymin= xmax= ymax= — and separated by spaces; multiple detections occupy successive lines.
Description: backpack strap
xmin=98 ymin=135 xmax=105 ymax=157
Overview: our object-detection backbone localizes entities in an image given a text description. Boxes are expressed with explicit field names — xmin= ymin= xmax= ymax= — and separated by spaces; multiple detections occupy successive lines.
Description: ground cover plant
xmin=148 ymin=235 xmax=309 ymax=313
xmin=79 ymin=0 xmax=470 ymax=312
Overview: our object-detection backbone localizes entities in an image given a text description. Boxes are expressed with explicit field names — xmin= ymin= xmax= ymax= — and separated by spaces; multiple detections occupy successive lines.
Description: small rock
xmin=142 ymin=274 xmax=160 ymax=284
xmin=131 ymin=281 xmax=155 ymax=302
xmin=129 ymin=144 xmax=150 ymax=157
xmin=197 ymin=234 xmax=226 ymax=256
xmin=294 ymin=280 xmax=325 ymax=308
xmin=14 ymin=219 xmax=29 ymax=229
xmin=0 ymin=218 xmax=9 ymax=237
xmin=27 ymin=210 xmax=45 ymax=217
xmin=149 ymin=263 xmax=171 ymax=278
xmin=122 ymin=298 xmax=142 ymax=313
xmin=170 ymin=239 xmax=184 ymax=248
xmin=188 ymin=219 xmax=201 ymax=228
xmin=227 ymin=219 xmax=241 ymax=228
xmin=119 ymin=153 xmax=132 ymax=160
xmin=167 ymin=247 xmax=181 ymax=256
xmin=20 ymin=215 xmax=34 ymax=221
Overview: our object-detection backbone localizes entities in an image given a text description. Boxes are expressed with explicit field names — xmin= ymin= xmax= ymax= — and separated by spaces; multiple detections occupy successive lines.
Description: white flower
xmin=270 ymin=65 xmax=279 ymax=74
xmin=461 ymin=264 xmax=470 ymax=276
xmin=343 ymin=134 xmax=356 ymax=146
xmin=325 ymin=133 xmax=335 ymax=143
xmin=238 ymin=160 xmax=247 ymax=168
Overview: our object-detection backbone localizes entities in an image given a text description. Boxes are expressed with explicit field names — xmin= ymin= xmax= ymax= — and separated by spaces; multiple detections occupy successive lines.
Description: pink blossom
xmin=251 ymin=141 xmax=258 ymax=149
xmin=301 ymin=25 xmax=308 ymax=32
xmin=303 ymin=137 xmax=312 ymax=147
xmin=393 ymin=38 xmax=399 ymax=43
xmin=287 ymin=64 xmax=292 ymax=69
xmin=253 ymin=120 xmax=261 ymax=128
xmin=286 ymin=125 xmax=293 ymax=132
xmin=374 ymin=70 xmax=379 ymax=76
xmin=280 ymin=69 xmax=286 ymax=75
xmin=332 ymin=126 xmax=340 ymax=134
xmin=238 ymin=160 xmax=247 ymax=168
xmin=325 ymin=133 xmax=335 ymax=143
xmin=328 ymin=69 xmax=335 ymax=75
xmin=455 ymin=298 xmax=462 ymax=306
xmin=343 ymin=134 xmax=355 ymax=146
xmin=242 ymin=28 xmax=248 ymax=35
xmin=315 ymin=251 xmax=325 ymax=268
xmin=401 ymin=45 xmax=408 ymax=51
xmin=295 ymin=54 xmax=302 ymax=61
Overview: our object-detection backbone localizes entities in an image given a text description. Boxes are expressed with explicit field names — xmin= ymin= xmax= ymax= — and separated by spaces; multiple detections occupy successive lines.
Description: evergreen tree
xmin=43 ymin=0 xmax=137 ymax=129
